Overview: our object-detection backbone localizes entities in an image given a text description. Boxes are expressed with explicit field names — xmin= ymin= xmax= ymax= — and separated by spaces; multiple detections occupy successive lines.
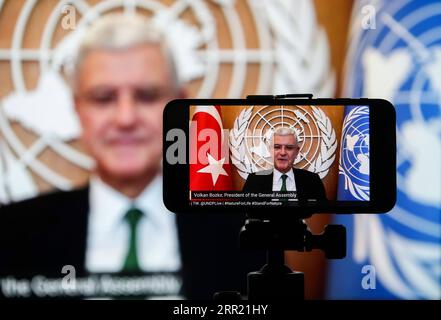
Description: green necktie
xmin=280 ymin=174 xmax=288 ymax=192
xmin=122 ymin=207 xmax=143 ymax=273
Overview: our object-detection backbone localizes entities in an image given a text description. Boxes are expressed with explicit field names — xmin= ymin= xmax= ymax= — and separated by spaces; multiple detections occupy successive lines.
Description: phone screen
xmin=188 ymin=104 xmax=370 ymax=207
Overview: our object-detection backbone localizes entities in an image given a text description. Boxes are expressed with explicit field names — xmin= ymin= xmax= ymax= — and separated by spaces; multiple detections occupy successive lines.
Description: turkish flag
xmin=190 ymin=106 xmax=232 ymax=191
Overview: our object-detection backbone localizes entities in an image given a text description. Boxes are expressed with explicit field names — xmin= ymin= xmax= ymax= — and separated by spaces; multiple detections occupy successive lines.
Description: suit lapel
xmin=69 ymin=187 xmax=90 ymax=274
xmin=293 ymin=169 xmax=304 ymax=201
xmin=263 ymin=170 xmax=274 ymax=192
xmin=20 ymin=187 xmax=91 ymax=277
xmin=53 ymin=187 xmax=90 ymax=275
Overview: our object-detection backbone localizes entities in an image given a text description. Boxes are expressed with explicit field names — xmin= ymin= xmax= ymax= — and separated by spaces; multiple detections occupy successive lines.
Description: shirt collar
xmin=89 ymin=174 xmax=166 ymax=233
xmin=273 ymin=168 xmax=294 ymax=181
xmin=132 ymin=174 xmax=166 ymax=226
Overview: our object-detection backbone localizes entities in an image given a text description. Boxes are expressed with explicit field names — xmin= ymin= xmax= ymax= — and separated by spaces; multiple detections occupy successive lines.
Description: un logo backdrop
xmin=327 ymin=0 xmax=441 ymax=299
xmin=0 ymin=0 xmax=335 ymax=204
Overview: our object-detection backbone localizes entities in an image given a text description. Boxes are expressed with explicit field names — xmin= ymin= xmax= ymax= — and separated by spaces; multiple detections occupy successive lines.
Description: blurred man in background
xmin=0 ymin=14 xmax=262 ymax=299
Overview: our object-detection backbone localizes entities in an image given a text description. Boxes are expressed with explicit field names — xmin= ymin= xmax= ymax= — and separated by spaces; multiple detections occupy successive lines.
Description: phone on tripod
xmin=163 ymin=94 xmax=396 ymax=218
xmin=162 ymin=94 xmax=396 ymax=299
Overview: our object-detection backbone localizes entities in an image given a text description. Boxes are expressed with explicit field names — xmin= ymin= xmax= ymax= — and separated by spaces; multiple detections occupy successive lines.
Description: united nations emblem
xmin=338 ymin=106 xmax=370 ymax=201
xmin=342 ymin=0 xmax=441 ymax=299
xmin=0 ymin=0 xmax=335 ymax=204
xmin=229 ymin=105 xmax=337 ymax=180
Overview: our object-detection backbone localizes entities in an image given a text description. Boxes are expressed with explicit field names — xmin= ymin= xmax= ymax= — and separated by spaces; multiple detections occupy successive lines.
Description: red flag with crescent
xmin=189 ymin=106 xmax=232 ymax=191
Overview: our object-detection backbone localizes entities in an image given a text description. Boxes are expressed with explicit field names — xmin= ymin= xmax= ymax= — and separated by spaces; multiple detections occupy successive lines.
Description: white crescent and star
xmin=197 ymin=153 xmax=228 ymax=185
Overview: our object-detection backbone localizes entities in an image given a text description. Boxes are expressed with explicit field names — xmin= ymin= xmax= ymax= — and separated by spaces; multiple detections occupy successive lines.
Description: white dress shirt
xmin=272 ymin=168 xmax=297 ymax=192
xmin=85 ymin=175 xmax=181 ymax=273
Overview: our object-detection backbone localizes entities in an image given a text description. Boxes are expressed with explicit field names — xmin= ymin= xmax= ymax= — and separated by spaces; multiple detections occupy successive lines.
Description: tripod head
xmin=240 ymin=216 xmax=346 ymax=258
xmin=239 ymin=215 xmax=346 ymax=300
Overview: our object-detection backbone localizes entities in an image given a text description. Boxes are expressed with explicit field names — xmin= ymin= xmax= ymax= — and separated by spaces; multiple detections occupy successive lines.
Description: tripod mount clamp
xmin=238 ymin=216 xmax=346 ymax=300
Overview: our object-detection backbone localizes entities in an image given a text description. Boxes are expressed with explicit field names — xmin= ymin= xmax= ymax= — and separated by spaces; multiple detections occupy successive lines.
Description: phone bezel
xmin=163 ymin=98 xmax=396 ymax=218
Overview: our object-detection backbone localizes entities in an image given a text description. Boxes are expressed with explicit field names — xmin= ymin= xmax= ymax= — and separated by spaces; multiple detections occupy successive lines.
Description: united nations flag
xmin=327 ymin=0 xmax=441 ymax=299
xmin=338 ymin=106 xmax=370 ymax=201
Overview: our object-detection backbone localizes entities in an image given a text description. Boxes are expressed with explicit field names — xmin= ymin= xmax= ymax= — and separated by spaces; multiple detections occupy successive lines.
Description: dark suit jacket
xmin=242 ymin=168 xmax=327 ymax=201
xmin=0 ymin=187 xmax=264 ymax=299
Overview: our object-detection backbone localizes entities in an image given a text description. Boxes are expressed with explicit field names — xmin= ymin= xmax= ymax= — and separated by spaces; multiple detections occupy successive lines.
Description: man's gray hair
xmin=270 ymin=127 xmax=299 ymax=145
xmin=70 ymin=13 xmax=178 ymax=91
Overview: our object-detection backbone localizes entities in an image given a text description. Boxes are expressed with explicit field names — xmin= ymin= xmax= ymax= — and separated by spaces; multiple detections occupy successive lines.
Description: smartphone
xmin=163 ymin=96 xmax=396 ymax=218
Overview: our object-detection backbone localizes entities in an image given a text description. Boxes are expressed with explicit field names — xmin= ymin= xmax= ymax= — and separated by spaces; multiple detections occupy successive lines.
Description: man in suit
xmin=243 ymin=127 xmax=327 ymax=202
xmin=0 ymin=14 xmax=262 ymax=299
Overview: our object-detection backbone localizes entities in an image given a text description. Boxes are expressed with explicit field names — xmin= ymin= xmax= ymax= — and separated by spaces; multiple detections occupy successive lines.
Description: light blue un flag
xmin=338 ymin=106 xmax=370 ymax=202
xmin=327 ymin=0 xmax=441 ymax=299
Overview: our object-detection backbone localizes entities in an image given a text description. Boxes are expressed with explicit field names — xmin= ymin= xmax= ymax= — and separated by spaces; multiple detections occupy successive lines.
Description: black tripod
xmin=239 ymin=216 xmax=346 ymax=300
